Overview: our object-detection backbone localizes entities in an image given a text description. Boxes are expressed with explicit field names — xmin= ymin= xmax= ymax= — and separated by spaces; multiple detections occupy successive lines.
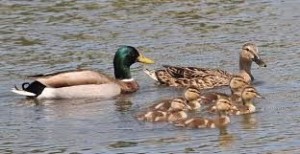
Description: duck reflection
xmin=218 ymin=128 xmax=235 ymax=148
xmin=241 ymin=114 xmax=258 ymax=129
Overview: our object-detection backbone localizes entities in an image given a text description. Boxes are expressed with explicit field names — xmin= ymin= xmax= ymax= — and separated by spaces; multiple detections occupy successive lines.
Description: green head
xmin=113 ymin=46 xmax=154 ymax=80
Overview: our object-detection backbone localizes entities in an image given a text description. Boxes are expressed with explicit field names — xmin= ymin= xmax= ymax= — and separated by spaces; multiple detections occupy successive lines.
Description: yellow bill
xmin=137 ymin=54 xmax=155 ymax=64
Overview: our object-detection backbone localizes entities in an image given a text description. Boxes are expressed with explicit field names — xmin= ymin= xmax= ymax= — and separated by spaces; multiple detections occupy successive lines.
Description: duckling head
xmin=229 ymin=76 xmax=250 ymax=95
xmin=229 ymin=76 xmax=249 ymax=90
xmin=241 ymin=86 xmax=262 ymax=102
xmin=184 ymin=86 xmax=201 ymax=101
xmin=214 ymin=98 xmax=237 ymax=112
xmin=170 ymin=98 xmax=190 ymax=111
xmin=183 ymin=87 xmax=201 ymax=110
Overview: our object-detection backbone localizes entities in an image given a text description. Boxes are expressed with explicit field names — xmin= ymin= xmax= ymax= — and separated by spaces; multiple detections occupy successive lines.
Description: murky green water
xmin=1 ymin=0 xmax=300 ymax=153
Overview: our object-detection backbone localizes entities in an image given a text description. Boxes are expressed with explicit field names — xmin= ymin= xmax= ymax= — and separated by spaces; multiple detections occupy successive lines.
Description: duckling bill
xmin=11 ymin=46 xmax=154 ymax=99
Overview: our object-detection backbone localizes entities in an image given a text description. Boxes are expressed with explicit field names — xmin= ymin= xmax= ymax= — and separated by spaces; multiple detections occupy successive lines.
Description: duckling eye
xmin=244 ymin=47 xmax=250 ymax=51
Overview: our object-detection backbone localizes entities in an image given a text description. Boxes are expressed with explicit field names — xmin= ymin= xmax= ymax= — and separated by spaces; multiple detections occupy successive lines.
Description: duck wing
xmin=163 ymin=65 xmax=232 ymax=79
xmin=32 ymin=70 xmax=116 ymax=88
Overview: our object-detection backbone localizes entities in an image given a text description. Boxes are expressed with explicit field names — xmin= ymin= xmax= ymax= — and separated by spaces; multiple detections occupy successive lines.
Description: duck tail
xmin=143 ymin=68 xmax=158 ymax=81
xmin=11 ymin=81 xmax=46 ymax=97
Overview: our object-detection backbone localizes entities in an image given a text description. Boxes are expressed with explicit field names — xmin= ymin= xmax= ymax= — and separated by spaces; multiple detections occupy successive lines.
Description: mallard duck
xmin=229 ymin=75 xmax=251 ymax=103
xmin=136 ymin=110 xmax=168 ymax=122
xmin=185 ymin=76 xmax=250 ymax=106
xmin=136 ymin=109 xmax=188 ymax=123
xmin=136 ymin=87 xmax=201 ymax=123
xmin=230 ymin=86 xmax=262 ymax=115
xmin=148 ymin=86 xmax=201 ymax=111
xmin=167 ymin=109 xmax=188 ymax=123
xmin=144 ymin=43 xmax=266 ymax=89
xmin=11 ymin=46 xmax=154 ymax=99
xmin=207 ymin=85 xmax=261 ymax=115
xmin=174 ymin=98 xmax=237 ymax=128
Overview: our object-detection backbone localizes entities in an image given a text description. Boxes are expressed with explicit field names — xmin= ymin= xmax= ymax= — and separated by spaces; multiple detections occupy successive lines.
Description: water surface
xmin=1 ymin=0 xmax=300 ymax=153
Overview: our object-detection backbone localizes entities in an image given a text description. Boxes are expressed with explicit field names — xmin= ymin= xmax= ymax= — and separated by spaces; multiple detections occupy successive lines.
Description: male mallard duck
xmin=11 ymin=46 xmax=154 ymax=99
xmin=174 ymin=98 xmax=237 ymax=128
xmin=144 ymin=43 xmax=266 ymax=89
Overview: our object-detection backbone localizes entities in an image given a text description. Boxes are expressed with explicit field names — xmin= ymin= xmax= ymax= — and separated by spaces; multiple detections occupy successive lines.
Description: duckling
xmin=187 ymin=75 xmax=250 ymax=106
xmin=144 ymin=43 xmax=266 ymax=89
xmin=137 ymin=109 xmax=188 ymax=123
xmin=167 ymin=109 xmax=188 ymax=123
xmin=11 ymin=46 xmax=154 ymax=99
xmin=175 ymin=98 xmax=237 ymax=128
xmin=149 ymin=86 xmax=201 ymax=111
xmin=136 ymin=110 xmax=168 ymax=122
xmin=184 ymin=86 xmax=202 ymax=110
xmin=230 ymin=86 xmax=262 ymax=115
xmin=136 ymin=87 xmax=201 ymax=123
xmin=148 ymin=98 xmax=189 ymax=111
xmin=228 ymin=75 xmax=251 ymax=103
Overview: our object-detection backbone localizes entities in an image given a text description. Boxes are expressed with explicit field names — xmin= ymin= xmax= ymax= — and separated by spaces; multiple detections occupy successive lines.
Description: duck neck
xmin=242 ymin=99 xmax=256 ymax=113
xmin=231 ymin=88 xmax=243 ymax=96
xmin=239 ymin=56 xmax=254 ymax=82
xmin=114 ymin=59 xmax=132 ymax=80
xmin=188 ymin=99 xmax=201 ymax=110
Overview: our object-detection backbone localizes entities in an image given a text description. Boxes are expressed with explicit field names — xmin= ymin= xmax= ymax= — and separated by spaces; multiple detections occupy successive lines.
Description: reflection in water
xmin=114 ymin=95 xmax=133 ymax=112
xmin=1 ymin=0 xmax=299 ymax=153
xmin=241 ymin=114 xmax=258 ymax=130
xmin=219 ymin=128 xmax=235 ymax=148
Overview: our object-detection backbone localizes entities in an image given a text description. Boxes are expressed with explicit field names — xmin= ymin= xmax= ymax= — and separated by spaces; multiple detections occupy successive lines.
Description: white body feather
xmin=11 ymin=83 xmax=121 ymax=100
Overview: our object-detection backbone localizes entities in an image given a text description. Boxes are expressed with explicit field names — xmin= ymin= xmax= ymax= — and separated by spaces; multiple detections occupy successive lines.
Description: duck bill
xmin=253 ymin=56 xmax=267 ymax=67
xmin=255 ymin=92 xmax=263 ymax=98
xmin=137 ymin=54 xmax=155 ymax=64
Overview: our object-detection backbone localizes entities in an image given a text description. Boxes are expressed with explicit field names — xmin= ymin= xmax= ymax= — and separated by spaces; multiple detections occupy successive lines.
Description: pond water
xmin=1 ymin=0 xmax=300 ymax=153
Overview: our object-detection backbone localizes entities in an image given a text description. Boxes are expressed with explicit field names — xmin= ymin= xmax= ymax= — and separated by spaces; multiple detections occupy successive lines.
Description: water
xmin=1 ymin=0 xmax=300 ymax=153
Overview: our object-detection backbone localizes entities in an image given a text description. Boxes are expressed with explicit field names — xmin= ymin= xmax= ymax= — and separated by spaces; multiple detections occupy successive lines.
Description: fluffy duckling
xmin=167 ymin=109 xmax=188 ymax=123
xmin=187 ymin=75 xmax=250 ymax=106
xmin=137 ymin=109 xmax=188 ymax=123
xmin=144 ymin=43 xmax=266 ymax=89
xmin=136 ymin=87 xmax=200 ymax=123
xmin=11 ymin=46 xmax=154 ymax=99
xmin=230 ymin=86 xmax=262 ymax=115
xmin=228 ymin=75 xmax=251 ymax=103
xmin=149 ymin=86 xmax=201 ymax=111
xmin=175 ymin=98 xmax=237 ymax=128
xmin=136 ymin=110 xmax=168 ymax=122
xmin=148 ymin=98 xmax=189 ymax=111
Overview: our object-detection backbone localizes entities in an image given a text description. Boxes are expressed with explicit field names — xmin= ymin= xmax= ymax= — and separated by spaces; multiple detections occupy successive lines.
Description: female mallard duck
xmin=174 ymin=98 xmax=237 ymax=128
xmin=144 ymin=43 xmax=266 ymax=89
xmin=11 ymin=46 xmax=154 ymax=99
